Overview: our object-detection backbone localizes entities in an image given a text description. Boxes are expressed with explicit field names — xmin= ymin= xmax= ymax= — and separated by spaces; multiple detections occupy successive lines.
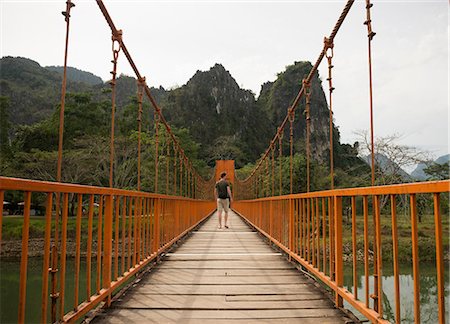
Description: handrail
xmin=0 ymin=176 xmax=215 ymax=323
xmin=234 ymin=179 xmax=449 ymax=323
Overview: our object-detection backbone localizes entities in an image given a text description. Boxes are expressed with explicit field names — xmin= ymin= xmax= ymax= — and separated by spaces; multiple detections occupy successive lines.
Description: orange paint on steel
xmin=363 ymin=195 xmax=369 ymax=308
xmin=103 ymin=195 xmax=113 ymax=306
xmin=372 ymin=195 xmax=380 ymax=312
xmin=304 ymin=80 xmax=311 ymax=193
xmin=434 ymin=193 xmax=446 ymax=324
xmin=311 ymin=198 xmax=316 ymax=267
xmin=127 ymin=197 xmax=132 ymax=269
xmin=351 ymin=196 xmax=357 ymax=300
xmin=374 ymin=195 xmax=383 ymax=315
xmin=329 ymin=197 xmax=335 ymax=281
xmin=17 ymin=191 xmax=31 ymax=324
xmin=173 ymin=147 xmax=177 ymax=196
xmin=271 ymin=145 xmax=275 ymax=197
xmin=322 ymin=197 xmax=327 ymax=274
xmin=215 ymin=160 xmax=236 ymax=185
xmin=86 ymin=195 xmax=94 ymax=302
xmin=0 ymin=191 xmax=3 ymax=251
xmin=41 ymin=193 xmax=53 ymax=324
xmin=114 ymin=196 xmax=120 ymax=280
xmin=289 ymin=108 xmax=294 ymax=194
xmin=307 ymin=198 xmax=311 ymax=263
xmin=315 ymin=197 xmax=320 ymax=268
xmin=59 ymin=193 xmax=69 ymax=321
xmin=136 ymin=78 xmax=145 ymax=191
xmin=334 ymin=196 xmax=343 ymax=307
xmin=120 ymin=197 xmax=127 ymax=275
xmin=410 ymin=194 xmax=420 ymax=323
xmin=155 ymin=112 xmax=159 ymax=193
xmin=166 ymin=139 xmax=170 ymax=195
xmin=57 ymin=0 xmax=75 ymax=184
xmin=153 ymin=198 xmax=161 ymax=254
xmin=278 ymin=133 xmax=283 ymax=196
xmin=96 ymin=197 xmax=103 ymax=294
xmin=390 ymin=194 xmax=401 ymax=324
xmin=132 ymin=197 xmax=138 ymax=265
xmin=109 ymin=32 xmax=122 ymax=188
xmin=74 ymin=194 xmax=83 ymax=311
xmin=365 ymin=0 xmax=376 ymax=186
xmin=325 ymin=37 xmax=335 ymax=190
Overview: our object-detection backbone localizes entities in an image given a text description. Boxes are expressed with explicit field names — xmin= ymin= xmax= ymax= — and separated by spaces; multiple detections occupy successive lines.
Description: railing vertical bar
xmin=329 ymin=197 xmax=334 ymax=281
xmin=112 ymin=195 xmax=120 ymax=280
xmin=363 ymin=195 xmax=369 ymax=307
xmin=103 ymin=195 xmax=113 ymax=306
xmin=114 ymin=195 xmax=120 ymax=281
xmin=390 ymin=194 xmax=400 ymax=324
xmin=322 ymin=197 xmax=326 ymax=274
xmin=136 ymin=197 xmax=141 ymax=263
xmin=0 ymin=191 xmax=3 ymax=251
xmin=121 ymin=197 xmax=126 ymax=275
xmin=127 ymin=197 xmax=132 ymax=269
xmin=316 ymin=197 xmax=320 ymax=269
xmin=351 ymin=196 xmax=357 ymax=300
xmin=96 ymin=196 xmax=103 ymax=294
xmin=86 ymin=195 xmax=94 ymax=302
xmin=17 ymin=191 xmax=31 ymax=324
xmin=410 ymin=193 xmax=420 ymax=323
xmin=41 ymin=193 xmax=53 ymax=324
xmin=307 ymin=198 xmax=311 ymax=264
xmin=59 ymin=193 xmax=69 ymax=321
xmin=334 ymin=195 xmax=343 ymax=307
xmin=300 ymin=199 xmax=304 ymax=258
xmin=133 ymin=196 xmax=138 ymax=266
xmin=74 ymin=193 xmax=83 ymax=311
xmin=374 ymin=195 xmax=383 ymax=315
xmin=311 ymin=198 xmax=316 ymax=267
xmin=433 ymin=193 xmax=445 ymax=324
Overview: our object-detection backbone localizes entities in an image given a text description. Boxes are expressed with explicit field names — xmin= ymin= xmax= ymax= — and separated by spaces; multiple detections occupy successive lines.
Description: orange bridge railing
xmin=0 ymin=176 xmax=215 ymax=323
xmin=234 ymin=180 xmax=449 ymax=324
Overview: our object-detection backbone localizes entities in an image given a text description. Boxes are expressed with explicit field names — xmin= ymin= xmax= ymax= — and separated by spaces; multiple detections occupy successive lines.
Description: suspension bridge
xmin=0 ymin=1 xmax=448 ymax=323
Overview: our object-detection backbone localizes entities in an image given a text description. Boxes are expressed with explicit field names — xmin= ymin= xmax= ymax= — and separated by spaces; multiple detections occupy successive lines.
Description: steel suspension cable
xmin=324 ymin=37 xmax=335 ymax=190
xmin=109 ymin=31 xmax=122 ymax=188
xmin=304 ymin=80 xmax=312 ymax=193
xmin=240 ymin=0 xmax=355 ymax=185
xmin=51 ymin=2 xmax=75 ymax=323
xmin=137 ymin=77 xmax=145 ymax=191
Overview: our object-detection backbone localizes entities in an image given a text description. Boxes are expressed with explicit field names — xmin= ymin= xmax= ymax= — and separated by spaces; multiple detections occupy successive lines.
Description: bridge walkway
xmin=91 ymin=211 xmax=355 ymax=323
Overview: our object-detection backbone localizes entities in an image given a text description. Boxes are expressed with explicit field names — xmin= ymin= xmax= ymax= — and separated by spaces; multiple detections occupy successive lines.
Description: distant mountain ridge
xmin=45 ymin=65 xmax=103 ymax=85
xmin=411 ymin=154 xmax=450 ymax=180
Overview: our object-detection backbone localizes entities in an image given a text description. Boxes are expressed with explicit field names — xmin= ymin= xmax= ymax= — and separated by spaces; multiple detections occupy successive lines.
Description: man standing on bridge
xmin=214 ymin=172 xmax=233 ymax=229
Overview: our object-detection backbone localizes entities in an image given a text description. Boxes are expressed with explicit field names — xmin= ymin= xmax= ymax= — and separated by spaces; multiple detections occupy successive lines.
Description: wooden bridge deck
xmin=91 ymin=211 xmax=355 ymax=323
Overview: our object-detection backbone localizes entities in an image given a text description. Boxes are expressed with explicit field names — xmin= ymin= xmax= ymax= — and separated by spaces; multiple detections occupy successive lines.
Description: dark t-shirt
xmin=215 ymin=180 xmax=229 ymax=199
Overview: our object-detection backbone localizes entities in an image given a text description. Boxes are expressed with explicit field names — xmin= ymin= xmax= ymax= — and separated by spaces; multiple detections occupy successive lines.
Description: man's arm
xmin=227 ymin=186 xmax=233 ymax=202
xmin=214 ymin=187 xmax=218 ymax=200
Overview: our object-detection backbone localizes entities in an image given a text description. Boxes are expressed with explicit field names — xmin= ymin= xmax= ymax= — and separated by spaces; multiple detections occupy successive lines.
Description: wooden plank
xmin=129 ymin=284 xmax=320 ymax=295
xmin=92 ymin=211 xmax=352 ymax=323
xmin=93 ymin=308 xmax=348 ymax=321
xmin=116 ymin=295 xmax=334 ymax=309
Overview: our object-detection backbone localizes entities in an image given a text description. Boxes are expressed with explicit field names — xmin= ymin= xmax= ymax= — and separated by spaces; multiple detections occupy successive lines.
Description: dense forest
xmin=1 ymin=56 xmax=374 ymax=193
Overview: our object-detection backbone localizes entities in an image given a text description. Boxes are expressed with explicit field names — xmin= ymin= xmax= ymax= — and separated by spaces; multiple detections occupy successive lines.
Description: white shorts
xmin=217 ymin=198 xmax=229 ymax=213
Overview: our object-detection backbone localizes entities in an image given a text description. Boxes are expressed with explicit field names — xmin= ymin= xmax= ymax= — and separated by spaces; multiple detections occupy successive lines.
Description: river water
xmin=0 ymin=258 xmax=448 ymax=323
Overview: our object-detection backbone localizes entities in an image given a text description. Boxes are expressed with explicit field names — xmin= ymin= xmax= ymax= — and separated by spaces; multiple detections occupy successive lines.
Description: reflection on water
xmin=342 ymin=262 xmax=449 ymax=323
xmin=0 ymin=257 xmax=98 ymax=324
xmin=1 ymin=258 xmax=448 ymax=323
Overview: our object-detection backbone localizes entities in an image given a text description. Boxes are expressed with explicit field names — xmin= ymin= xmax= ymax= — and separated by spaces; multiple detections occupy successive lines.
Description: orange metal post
xmin=363 ymin=196 xmax=369 ymax=307
xmin=334 ymin=196 xmax=343 ymax=307
xmin=351 ymin=196 xmax=357 ymax=299
xmin=96 ymin=197 xmax=103 ymax=294
xmin=390 ymin=194 xmax=401 ymax=323
xmin=59 ymin=193 xmax=69 ymax=321
xmin=17 ymin=192 xmax=31 ymax=324
xmin=74 ymin=194 xmax=83 ymax=311
xmin=410 ymin=194 xmax=420 ymax=323
xmin=41 ymin=193 xmax=53 ymax=324
xmin=86 ymin=195 xmax=94 ymax=302
xmin=103 ymin=195 xmax=113 ymax=306
xmin=433 ymin=193 xmax=445 ymax=324
xmin=114 ymin=196 xmax=120 ymax=280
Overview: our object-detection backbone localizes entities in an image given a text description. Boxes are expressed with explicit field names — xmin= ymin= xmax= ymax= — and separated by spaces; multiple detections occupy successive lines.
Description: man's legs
xmin=223 ymin=199 xmax=229 ymax=228
xmin=217 ymin=199 xmax=223 ymax=228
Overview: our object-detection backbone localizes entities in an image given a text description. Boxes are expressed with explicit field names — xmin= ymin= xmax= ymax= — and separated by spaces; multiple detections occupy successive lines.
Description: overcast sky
xmin=1 ymin=0 xmax=448 ymax=168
